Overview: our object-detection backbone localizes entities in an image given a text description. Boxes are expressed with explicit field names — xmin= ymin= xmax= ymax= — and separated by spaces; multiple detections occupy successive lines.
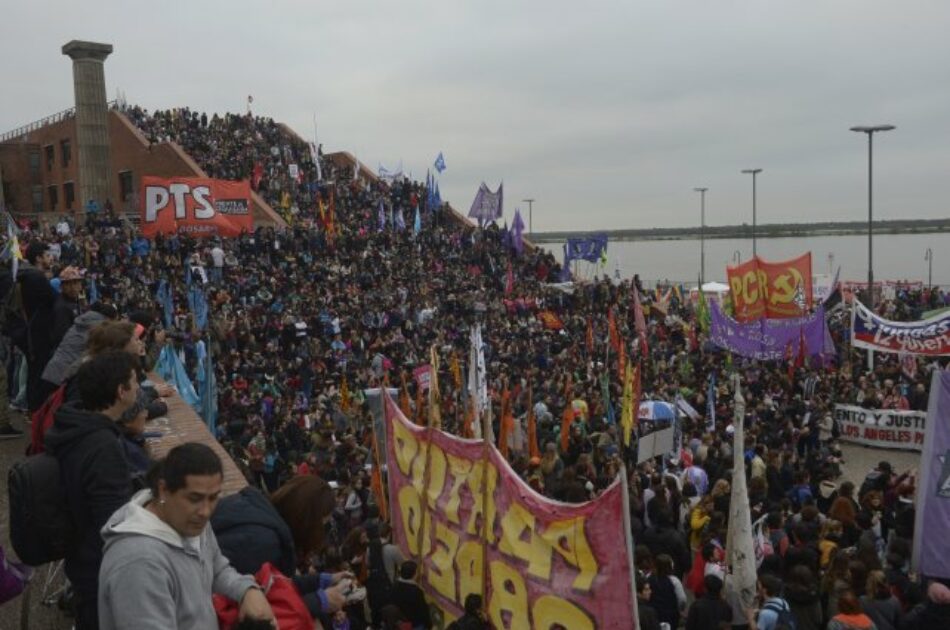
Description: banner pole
xmin=619 ymin=465 xmax=639 ymax=625
xmin=479 ymin=407 xmax=492 ymax=615
xmin=414 ymin=397 xmax=435 ymax=577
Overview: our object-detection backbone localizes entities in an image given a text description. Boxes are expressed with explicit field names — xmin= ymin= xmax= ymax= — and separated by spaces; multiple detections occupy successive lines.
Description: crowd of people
xmin=2 ymin=104 xmax=949 ymax=629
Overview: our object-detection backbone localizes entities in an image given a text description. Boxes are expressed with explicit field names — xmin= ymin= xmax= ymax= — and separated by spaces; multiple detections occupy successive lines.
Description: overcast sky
xmin=3 ymin=1 xmax=948 ymax=232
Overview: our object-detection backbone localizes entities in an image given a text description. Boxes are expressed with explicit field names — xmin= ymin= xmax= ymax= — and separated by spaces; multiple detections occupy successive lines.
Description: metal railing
xmin=0 ymin=100 xmax=120 ymax=143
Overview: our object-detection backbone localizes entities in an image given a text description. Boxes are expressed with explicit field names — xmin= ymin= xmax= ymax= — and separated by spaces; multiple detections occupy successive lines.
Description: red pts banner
xmin=384 ymin=392 xmax=637 ymax=629
xmin=727 ymin=253 xmax=813 ymax=321
xmin=140 ymin=177 xmax=253 ymax=238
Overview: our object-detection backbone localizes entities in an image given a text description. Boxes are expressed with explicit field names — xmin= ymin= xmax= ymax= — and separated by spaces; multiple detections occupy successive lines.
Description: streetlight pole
xmin=733 ymin=250 xmax=741 ymax=265
xmin=522 ymin=198 xmax=535 ymax=236
xmin=741 ymin=169 xmax=762 ymax=258
xmin=694 ymin=187 xmax=708 ymax=286
xmin=925 ymin=248 xmax=933 ymax=289
xmin=850 ymin=125 xmax=895 ymax=307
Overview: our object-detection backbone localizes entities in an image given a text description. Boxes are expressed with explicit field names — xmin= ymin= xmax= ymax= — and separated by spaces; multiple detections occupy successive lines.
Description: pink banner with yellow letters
xmin=384 ymin=391 xmax=637 ymax=629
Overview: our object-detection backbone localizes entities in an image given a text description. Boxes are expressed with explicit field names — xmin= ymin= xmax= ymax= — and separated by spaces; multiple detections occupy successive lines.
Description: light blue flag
xmin=195 ymin=340 xmax=218 ymax=432
xmin=88 ymin=276 xmax=99 ymax=305
xmin=378 ymin=199 xmax=386 ymax=231
xmin=187 ymin=286 xmax=208 ymax=331
xmin=413 ymin=205 xmax=421 ymax=236
xmin=434 ymin=152 xmax=446 ymax=173
xmin=154 ymin=345 xmax=201 ymax=412
xmin=156 ymin=280 xmax=174 ymax=329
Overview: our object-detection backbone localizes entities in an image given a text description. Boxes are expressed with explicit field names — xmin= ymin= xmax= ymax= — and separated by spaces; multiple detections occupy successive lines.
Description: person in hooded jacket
xmin=211 ymin=475 xmax=353 ymax=621
xmin=40 ymin=302 xmax=117 ymax=391
xmin=44 ymin=350 xmax=139 ymax=629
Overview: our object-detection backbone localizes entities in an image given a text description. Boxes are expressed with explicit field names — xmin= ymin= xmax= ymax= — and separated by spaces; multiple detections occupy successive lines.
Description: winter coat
xmin=211 ymin=486 xmax=297 ymax=577
xmin=860 ymin=595 xmax=901 ymax=630
xmin=41 ymin=310 xmax=110 ymax=385
xmin=98 ymin=489 xmax=257 ymax=630
xmin=44 ymin=403 xmax=132 ymax=600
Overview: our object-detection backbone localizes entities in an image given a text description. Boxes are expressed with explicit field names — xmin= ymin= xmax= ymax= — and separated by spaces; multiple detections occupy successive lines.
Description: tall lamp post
xmin=925 ymin=248 xmax=933 ymax=289
xmin=694 ymin=187 xmax=708 ymax=286
xmin=741 ymin=169 xmax=763 ymax=257
xmin=850 ymin=125 xmax=895 ymax=307
xmin=522 ymin=198 xmax=535 ymax=236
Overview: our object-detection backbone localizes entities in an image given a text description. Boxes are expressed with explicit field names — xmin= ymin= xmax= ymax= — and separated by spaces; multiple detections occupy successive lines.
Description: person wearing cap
xmin=51 ymin=266 xmax=83 ymax=349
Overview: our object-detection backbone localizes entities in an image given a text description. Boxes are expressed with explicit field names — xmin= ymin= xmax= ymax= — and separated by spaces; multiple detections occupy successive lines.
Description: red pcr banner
xmin=140 ymin=176 xmax=253 ymax=238
xmin=384 ymin=392 xmax=637 ymax=629
xmin=727 ymin=252 xmax=813 ymax=321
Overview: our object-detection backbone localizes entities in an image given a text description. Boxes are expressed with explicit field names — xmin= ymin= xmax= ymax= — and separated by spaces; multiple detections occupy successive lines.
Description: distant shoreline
xmin=530 ymin=218 xmax=950 ymax=243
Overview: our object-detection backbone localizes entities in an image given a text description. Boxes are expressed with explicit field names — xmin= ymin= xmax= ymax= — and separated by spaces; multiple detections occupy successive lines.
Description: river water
xmin=541 ymin=232 xmax=950 ymax=288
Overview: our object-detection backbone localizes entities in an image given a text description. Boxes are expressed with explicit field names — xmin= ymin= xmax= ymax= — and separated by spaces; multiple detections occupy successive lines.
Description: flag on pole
xmin=608 ymin=308 xmax=621 ymax=354
xmin=707 ymin=371 xmax=717 ymax=432
xmin=433 ymin=151 xmax=446 ymax=173
xmin=498 ymin=386 xmax=513 ymax=459
xmin=377 ymin=199 xmax=386 ymax=231
xmin=395 ymin=207 xmax=406 ymax=231
xmin=428 ymin=345 xmax=442 ymax=430
xmin=511 ymin=209 xmax=525 ymax=255
xmin=586 ymin=318 xmax=594 ymax=354
xmin=726 ymin=375 xmax=757 ymax=611
xmin=633 ymin=285 xmax=649 ymax=357
xmin=505 ymin=260 xmax=514 ymax=295
xmin=696 ymin=279 xmax=710 ymax=333
xmin=413 ymin=205 xmax=421 ymax=236
xmin=621 ymin=364 xmax=635 ymax=447
xmin=467 ymin=325 xmax=488 ymax=439
xmin=450 ymin=352 xmax=462 ymax=390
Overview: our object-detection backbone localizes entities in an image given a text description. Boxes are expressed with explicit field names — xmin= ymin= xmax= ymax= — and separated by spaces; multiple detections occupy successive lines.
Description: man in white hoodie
xmin=98 ymin=442 xmax=275 ymax=629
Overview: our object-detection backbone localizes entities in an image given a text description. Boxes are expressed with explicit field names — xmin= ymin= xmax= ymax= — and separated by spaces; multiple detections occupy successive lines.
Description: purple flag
xmin=709 ymin=300 xmax=828 ymax=361
xmin=913 ymin=370 xmax=950 ymax=579
xmin=511 ymin=209 xmax=525 ymax=255
xmin=468 ymin=182 xmax=503 ymax=223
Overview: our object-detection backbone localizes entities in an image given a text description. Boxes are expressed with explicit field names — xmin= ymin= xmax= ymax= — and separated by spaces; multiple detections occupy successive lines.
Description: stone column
xmin=62 ymin=40 xmax=113 ymax=210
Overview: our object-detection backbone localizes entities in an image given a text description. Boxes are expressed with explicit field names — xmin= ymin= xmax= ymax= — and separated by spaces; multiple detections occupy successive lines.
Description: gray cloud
xmin=3 ymin=0 xmax=948 ymax=231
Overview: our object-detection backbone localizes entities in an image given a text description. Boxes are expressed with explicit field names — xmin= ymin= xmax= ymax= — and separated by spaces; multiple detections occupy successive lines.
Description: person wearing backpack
xmin=754 ymin=573 xmax=797 ymax=630
xmin=42 ymin=350 xmax=139 ymax=629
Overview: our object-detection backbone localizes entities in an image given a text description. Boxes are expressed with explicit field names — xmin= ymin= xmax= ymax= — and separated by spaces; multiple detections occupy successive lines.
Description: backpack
xmin=7 ymin=452 xmax=75 ymax=566
xmin=213 ymin=562 xmax=312 ymax=630
xmin=763 ymin=600 xmax=797 ymax=630
xmin=28 ymin=383 xmax=67 ymax=455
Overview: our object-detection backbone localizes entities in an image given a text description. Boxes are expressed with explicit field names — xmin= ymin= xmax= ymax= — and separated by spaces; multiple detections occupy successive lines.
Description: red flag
xmin=586 ymin=318 xmax=595 ymax=354
xmin=370 ymin=434 xmax=388 ymax=521
xmin=505 ymin=260 xmax=514 ymax=295
xmin=795 ymin=327 xmax=807 ymax=371
xmin=608 ymin=308 xmax=621 ymax=353
xmin=252 ymin=162 xmax=264 ymax=190
xmin=633 ymin=286 xmax=649 ymax=357
xmin=617 ymin=339 xmax=627 ymax=383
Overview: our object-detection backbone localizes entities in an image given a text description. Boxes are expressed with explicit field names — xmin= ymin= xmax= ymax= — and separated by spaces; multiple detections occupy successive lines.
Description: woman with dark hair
xmin=648 ymin=554 xmax=686 ymax=630
xmin=785 ymin=565 xmax=823 ymax=630
xmin=211 ymin=475 xmax=352 ymax=619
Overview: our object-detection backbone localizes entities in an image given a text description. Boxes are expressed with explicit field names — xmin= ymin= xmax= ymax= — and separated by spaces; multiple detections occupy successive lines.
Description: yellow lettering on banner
xmin=540 ymin=518 xmax=598 ymax=591
xmin=743 ymin=271 xmax=758 ymax=304
xmin=464 ymin=461 xmax=498 ymax=543
xmin=427 ymin=521 xmax=460 ymax=602
xmin=398 ymin=485 xmax=423 ymax=555
xmin=498 ymin=501 xmax=548 ymax=581
xmin=443 ymin=453 xmax=473 ymax=525
xmin=729 ymin=276 xmax=744 ymax=304
xmin=488 ymin=561 xmax=530 ymax=630
xmin=392 ymin=417 xmax=419 ymax=477
xmin=757 ymin=269 xmax=769 ymax=303
xmin=532 ymin=595 xmax=594 ymax=630
xmin=425 ymin=443 xmax=447 ymax=509
xmin=456 ymin=541 xmax=483 ymax=607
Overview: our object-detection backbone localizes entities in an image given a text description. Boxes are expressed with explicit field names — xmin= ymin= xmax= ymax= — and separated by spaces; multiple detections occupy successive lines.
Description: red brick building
xmin=0 ymin=108 xmax=285 ymax=226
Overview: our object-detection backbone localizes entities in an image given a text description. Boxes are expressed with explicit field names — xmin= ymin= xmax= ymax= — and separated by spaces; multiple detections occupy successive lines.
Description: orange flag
xmin=463 ymin=394 xmax=475 ymax=439
xmin=560 ymin=404 xmax=574 ymax=452
xmin=617 ymin=339 xmax=627 ymax=384
xmin=450 ymin=351 xmax=462 ymax=390
xmin=498 ymin=386 xmax=513 ymax=459
xmin=370 ymin=434 xmax=388 ymax=521
xmin=526 ymin=385 xmax=540 ymax=460
xmin=586 ymin=318 xmax=595 ymax=353
xmin=608 ymin=308 xmax=621 ymax=353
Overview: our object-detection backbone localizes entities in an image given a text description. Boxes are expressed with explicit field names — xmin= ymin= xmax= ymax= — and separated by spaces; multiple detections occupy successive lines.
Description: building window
xmin=44 ymin=145 xmax=55 ymax=172
xmin=60 ymin=139 xmax=71 ymax=167
xmin=64 ymin=182 xmax=75 ymax=210
xmin=28 ymin=150 xmax=40 ymax=178
xmin=32 ymin=186 xmax=43 ymax=213
xmin=48 ymin=186 xmax=58 ymax=212
xmin=118 ymin=170 xmax=134 ymax=203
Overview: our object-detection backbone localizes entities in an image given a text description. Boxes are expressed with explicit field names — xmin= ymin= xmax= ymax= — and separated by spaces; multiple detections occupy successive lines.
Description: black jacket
xmin=44 ymin=403 xmax=132 ymax=599
xmin=684 ymin=595 xmax=733 ymax=630
xmin=211 ymin=486 xmax=297 ymax=577
xmin=391 ymin=579 xmax=431 ymax=628
xmin=642 ymin=524 xmax=692 ymax=575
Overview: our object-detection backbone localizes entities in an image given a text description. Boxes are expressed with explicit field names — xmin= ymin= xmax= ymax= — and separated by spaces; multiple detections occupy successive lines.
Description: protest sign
xmin=852 ymin=300 xmax=950 ymax=356
xmin=727 ymin=253 xmax=813 ymax=321
xmin=833 ymin=404 xmax=925 ymax=451
xmin=384 ymin=392 xmax=637 ymax=629
xmin=710 ymin=301 xmax=828 ymax=361
xmin=413 ymin=364 xmax=432 ymax=392
xmin=912 ymin=370 xmax=950 ymax=579
xmin=140 ymin=176 xmax=253 ymax=238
